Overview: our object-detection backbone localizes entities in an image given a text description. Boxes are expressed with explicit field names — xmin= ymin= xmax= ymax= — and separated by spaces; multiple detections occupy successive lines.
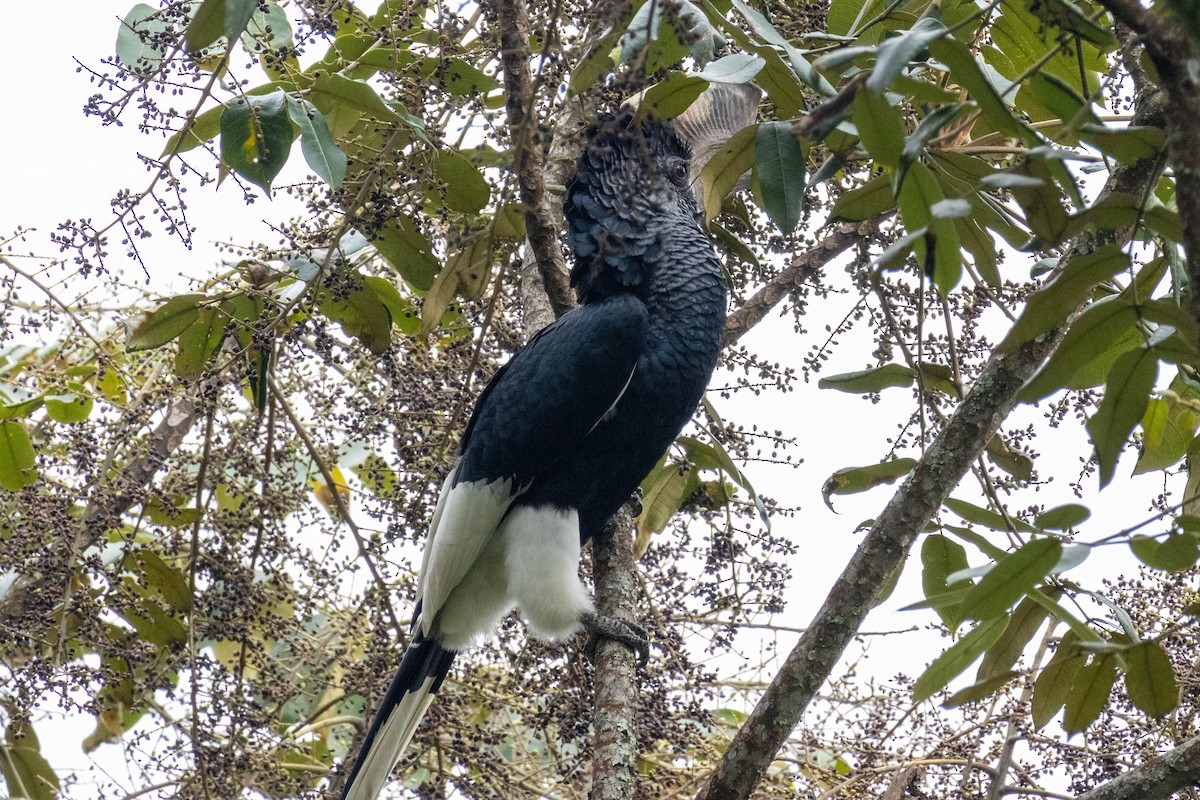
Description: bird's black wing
xmin=415 ymin=293 xmax=649 ymax=631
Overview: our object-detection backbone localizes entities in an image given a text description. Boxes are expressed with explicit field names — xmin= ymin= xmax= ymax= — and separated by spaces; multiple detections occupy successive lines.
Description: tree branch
xmin=1073 ymin=735 xmax=1200 ymax=800
xmin=695 ymin=69 xmax=1169 ymax=800
xmin=495 ymin=0 xmax=576 ymax=321
xmin=589 ymin=508 xmax=641 ymax=800
xmin=722 ymin=215 xmax=888 ymax=347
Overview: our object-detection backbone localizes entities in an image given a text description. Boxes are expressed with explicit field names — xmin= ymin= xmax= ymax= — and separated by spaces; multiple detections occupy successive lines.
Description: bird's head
xmin=564 ymin=114 xmax=699 ymax=303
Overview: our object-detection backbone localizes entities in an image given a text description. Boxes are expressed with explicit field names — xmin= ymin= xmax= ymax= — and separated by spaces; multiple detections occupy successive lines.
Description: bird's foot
xmin=581 ymin=611 xmax=650 ymax=667
xmin=627 ymin=487 xmax=643 ymax=517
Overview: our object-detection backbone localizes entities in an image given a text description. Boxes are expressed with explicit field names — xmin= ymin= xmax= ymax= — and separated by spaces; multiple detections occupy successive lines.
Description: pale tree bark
xmin=694 ymin=57 xmax=1169 ymax=800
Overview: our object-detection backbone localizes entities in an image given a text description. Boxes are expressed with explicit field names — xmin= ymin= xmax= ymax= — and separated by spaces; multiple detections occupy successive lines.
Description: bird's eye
xmin=668 ymin=160 xmax=689 ymax=185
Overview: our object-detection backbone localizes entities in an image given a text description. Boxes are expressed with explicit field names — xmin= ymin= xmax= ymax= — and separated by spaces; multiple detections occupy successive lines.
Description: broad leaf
xmin=1124 ymin=641 xmax=1179 ymax=717
xmin=755 ymin=122 xmax=806 ymax=234
xmin=220 ymin=91 xmax=294 ymax=193
xmin=818 ymin=364 xmax=914 ymax=393
xmin=116 ymin=4 xmax=169 ymax=76
xmin=913 ymin=616 xmax=1009 ymax=702
xmin=127 ymin=294 xmax=206 ymax=351
xmin=285 ymin=96 xmax=347 ymax=189
xmin=961 ymin=538 xmax=1062 ymax=622
xmin=1087 ymin=347 xmax=1159 ymax=488
xmin=1063 ymin=653 xmax=1117 ymax=734
xmin=0 ymin=421 xmax=38 ymax=492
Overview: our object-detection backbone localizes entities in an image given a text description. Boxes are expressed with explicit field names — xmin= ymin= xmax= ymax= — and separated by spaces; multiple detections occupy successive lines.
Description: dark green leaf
xmin=440 ymin=58 xmax=502 ymax=95
xmin=116 ymin=4 xmax=169 ymax=76
xmin=978 ymin=594 xmax=1054 ymax=679
xmin=853 ymin=88 xmax=905 ymax=168
xmin=1087 ymin=347 xmax=1159 ymax=487
xmin=944 ymin=497 xmax=1038 ymax=532
xmin=1035 ymin=504 xmax=1090 ymax=531
xmin=1129 ymin=533 xmax=1200 ymax=572
xmin=823 ymin=458 xmax=917 ymax=499
xmin=371 ymin=218 xmax=440 ymax=291
xmin=363 ymin=276 xmax=418 ymax=335
xmin=1079 ymin=124 xmax=1165 ymax=166
xmin=1018 ymin=298 xmax=1141 ymax=402
xmin=319 ymin=287 xmax=393 ymax=354
xmin=1124 ymin=641 xmax=1179 ymax=717
xmin=134 ymin=551 xmax=194 ymax=612
xmin=224 ymin=0 xmax=257 ymax=43
xmin=1063 ymin=653 xmax=1117 ymax=734
xmin=921 ymin=534 xmax=971 ymax=626
xmin=220 ymin=91 xmax=293 ymax=193
xmin=127 ymin=294 xmax=206 ymax=351
xmin=755 ymin=122 xmax=806 ymax=234
xmin=175 ymin=307 xmax=225 ymax=379
xmin=818 ymin=363 xmax=914 ymax=393
xmin=242 ymin=2 xmax=292 ymax=52
xmin=1 ymin=719 xmax=59 ymax=800
xmin=1032 ymin=631 xmax=1083 ymax=729
xmin=285 ymin=96 xmax=347 ymax=189
xmin=927 ymin=36 xmax=1032 ymax=142
xmin=828 ymin=174 xmax=895 ymax=222
xmin=44 ymin=390 xmax=94 ymax=424
xmin=1135 ymin=376 xmax=1200 ymax=473
xmin=433 ymin=152 xmax=491 ymax=214
xmin=1029 ymin=0 xmax=1119 ymax=48
xmin=901 ymin=104 xmax=968 ymax=179
xmin=186 ymin=0 xmax=227 ymax=51
xmin=998 ymin=245 xmax=1130 ymax=353
xmin=961 ymin=539 xmax=1063 ymax=622
xmin=944 ymin=670 xmax=1021 ymax=707
xmin=913 ymin=616 xmax=1009 ymax=702
xmin=0 ymin=421 xmax=38 ymax=492
xmin=985 ymin=436 xmax=1033 ymax=481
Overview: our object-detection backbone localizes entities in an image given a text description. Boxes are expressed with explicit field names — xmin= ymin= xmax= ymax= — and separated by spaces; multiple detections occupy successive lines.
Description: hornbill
xmin=338 ymin=83 xmax=760 ymax=800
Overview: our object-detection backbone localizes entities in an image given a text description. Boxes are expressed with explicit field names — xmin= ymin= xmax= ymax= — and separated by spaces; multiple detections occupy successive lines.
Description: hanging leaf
xmin=913 ymin=616 xmax=1010 ymax=702
xmin=0 ymin=421 xmax=38 ymax=492
xmin=1063 ymin=653 xmax=1117 ymax=734
xmin=852 ymin=89 xmax=904 ymax=168
xmin=1087 ymin=347 xmax=1159 ymax=488
xmin=699 ymin=124 xmax=758 ymax=221
xmin=978 ymin=594 xmax=1054 ymax=680
xmin=1018 ymin=298 xmax=1141 ymax=402
xmin=1032 ymin=631 xmax=1083 ymax=729
xmin=867 ymin=17 xmax=948 ymax=93
xmin=1124 ymin=641 xmax=1179 ymax=717
xmin=220 ymin=90 xmax=294 ymax=193
xmin=116 ymin=4 xmax=169 ymax=76
xmin=818 ymin=364 xmax=915 ymax=393
xmin=823 ymin=458 xmax=917 ymax=503
xmin=635 ymin=462 xmax=698 ymax=554
xmin=1129 ymin=533 xmax=1200 ymax=572
xmin=944 ymin=497 xmax=1038 ymax=533
xmin=433 ymin=152 xmax=491 ymax=214
xmin=127 ymin=294 xmax=207 ymax=352
xmin=1034 ymin=504 xmax=1090 ymax=531
xmin=285 ymin=96 xmax=347 ymax=189
xmin=175 ymin=307 xmax=226 ymax=379
xmin=0 ymin=719 xmax=60 ymax=800
xmin=960 ymin=538 xmax=1062 ymax=622
xmin=921 ymin=534 xmax=971 ymax=626
xmin=828 ymin=174 xmax=895 ymax=222
xmin=754 ymin=122 xmax=806 ymax=234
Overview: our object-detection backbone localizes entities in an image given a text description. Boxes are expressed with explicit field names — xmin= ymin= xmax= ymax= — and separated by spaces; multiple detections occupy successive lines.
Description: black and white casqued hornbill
xmin=338 ymin=83 xmax=760 ymax=800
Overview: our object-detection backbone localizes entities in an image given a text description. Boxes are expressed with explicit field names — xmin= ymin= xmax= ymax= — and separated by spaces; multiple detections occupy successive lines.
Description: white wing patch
xmin=418 ymin=473 xmax=518 ymax=637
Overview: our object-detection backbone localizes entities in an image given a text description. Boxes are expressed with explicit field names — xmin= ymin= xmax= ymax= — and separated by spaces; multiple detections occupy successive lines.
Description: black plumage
xmin=338 ymin=109 xmax=736 ymax=800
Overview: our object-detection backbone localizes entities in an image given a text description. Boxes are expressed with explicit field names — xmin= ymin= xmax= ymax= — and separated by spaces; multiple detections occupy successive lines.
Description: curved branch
xmin=1074 ymin=735 xmax=1200 ymax=800
xmin=695 ymin=76 xmax=1169 ymax=800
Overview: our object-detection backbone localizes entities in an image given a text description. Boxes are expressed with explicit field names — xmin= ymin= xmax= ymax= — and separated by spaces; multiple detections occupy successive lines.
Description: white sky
xmin=0 ymin=2 xmax=1185 ymax=797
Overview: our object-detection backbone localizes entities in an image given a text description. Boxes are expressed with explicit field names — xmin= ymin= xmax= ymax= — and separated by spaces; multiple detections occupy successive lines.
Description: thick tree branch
xmin=695 ymin=72 xmax=1169 ymax=800
xmin=722 ymin=215 xmax=888 ymax=347
xmin=589 ymin=509 xmax=640 ymax=800
xmin=495 ymin=0 xmax=575 ymax=321
xmin=1074 ymin=735 xmax=1200 ymax=800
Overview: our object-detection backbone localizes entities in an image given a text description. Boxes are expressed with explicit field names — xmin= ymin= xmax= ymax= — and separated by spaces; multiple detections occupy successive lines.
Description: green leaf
xmin=0 ymin=421 xmax=37 ymax=492
xmin=699 ymin=124 xmax=758 ymax=221
xmin=220 ymin=91 xmax=294 ymax=194
xmin=853 ymin=88 xmax=904 ymax=168
xmin=867 ymin=17 xmax=947 ymax=93
xmin=913 ymin=616 xmax=1009 ymax=702
xmin=823 ymin=458 xmax=917 ymax=499
xmin=696 ymin=53 xmax=765 ymax=83
xmin=754 ymin=122 xmax=806 ymax=235
xmin=639 ymin=73 xmax=708 ymax=122
xmin=927 ymin=36 xmax=1032 ymax=142
xmin=371 ymin=218 xmax=440 ymax=291
xmin=944 ymin=497 xmax=1038 ymax=533
xmin=433 ymin=152 xmax=491 ymax=215
xmin=636 ymin=462 xmax=696 ymax=540
xmin=127 ymin=294 xmax=206 ymax=352
xmin=1 ymin=720 xmax=60 ymax=800
xmin=1063 ymin=653 xmax=1117 ymax=734
xmin=309 ymin=73 xmax=402 ymax=132
xmin=242 ymin=1 xmax=293 ymax=52
xmin=1079 ymin=124 xmax=1166 ymax=166
xmin=818 ymin=364 xmax=914 ymax=393
xmin=978 ymin=594 xmax=1053 ymax=679
xmin=900 ymin=104 xmax=968 ymax=182
xmin=998 ymin=245 xmax=1131 ymax=353
xmin=921 ymin=534 xmax=971 ymax=626
xmin=1018 ymin=298 xmax=1141 ymax=402
xmin=116 ymin=4 xmax=169 ymax=76
xmin=174 ymin=307 xmax=226 ymax=379
xmin=1087 ymin=347 xmax=1159 ymax=488
xmin=186 ymin=0 xmax=226 ymax=51
xmin=944 ymin=670 xmax=1021 ymax=708
xmin=1135 ymin=372 xmax=1200 ymax=473
xmin=828 ymin=174 xmax=895 ymax=222
xmin=1029 ymin=0 xmax=1119 ymax=48
xmin=1129 ymin=533 xmax=1200 ymax=572
xmin=319 ymin=286 xmax=393 ymax=355
xmin=44 ymin=390 xmax=94 ymax=424
xmin=224 ymin=0 xmax=257 ymax=44
xmin=1035 ymin=504 xmax=1090 ymax=531
xmin=961 ymin=539 xmax=1063 ymax=622
xmin=1124 ymin=641 xmax=1179 ymax=717
xmin=985 ymin=436 xmax=1033 ymax=481
xmin=133 ymin=551 xmax=194 ymax=612
xmin=1032 ymin=631 xmax=1083 ymax=729
xmin=285 ymin=96 xmax=347 ymax=189
xmin=363 ymin=276 xmax=418 ymax=335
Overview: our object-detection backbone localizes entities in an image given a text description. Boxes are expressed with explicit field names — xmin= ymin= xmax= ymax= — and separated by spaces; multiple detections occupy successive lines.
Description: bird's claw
xmin=627 ymin=487 xmax=644 ymax=517
xmin=581 ymin=611 xmax=650 ymax=667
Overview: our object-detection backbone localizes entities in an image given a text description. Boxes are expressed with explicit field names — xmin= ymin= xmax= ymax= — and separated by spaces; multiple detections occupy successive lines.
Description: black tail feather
xmin=339 ymin=633 xmax=456 ymax=800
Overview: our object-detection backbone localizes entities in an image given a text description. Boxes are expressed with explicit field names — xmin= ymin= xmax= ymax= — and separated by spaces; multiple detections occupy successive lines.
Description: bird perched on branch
xmin=338 ymin=83 xmax=760 ymax=800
